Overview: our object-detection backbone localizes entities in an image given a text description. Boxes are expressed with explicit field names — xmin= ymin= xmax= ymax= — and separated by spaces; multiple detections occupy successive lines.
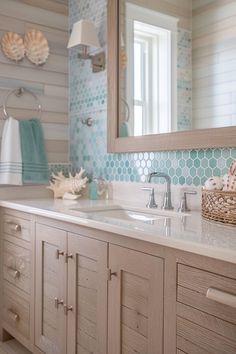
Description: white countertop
xmin=1 ymin=198 xmax=236 ymax=264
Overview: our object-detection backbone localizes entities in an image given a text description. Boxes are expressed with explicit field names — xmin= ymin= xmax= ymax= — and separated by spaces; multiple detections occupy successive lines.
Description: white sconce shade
xmin=67 ymin=20 xmax=100 ymax=49
xmin=67 ymin=19 xmax=105 ymax=73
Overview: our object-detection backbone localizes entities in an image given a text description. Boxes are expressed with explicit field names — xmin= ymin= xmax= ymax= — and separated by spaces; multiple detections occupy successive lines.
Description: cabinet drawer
xmin=177 ymin=263 xmax=236 ymax=323
xmin=3 ymin=240 xmax=31 ymax=294
xmin=3 ymin=214 xmax=30 ymax=242
xmin=177 ymin=336 xmax=210 ymax=354
xmin=177 ymin=264 xmax=236 ymax=354
xmin=3 ymin=282 xmax=30 ymax=340
xmin=177 ymin=317 xmax=236 ymax=354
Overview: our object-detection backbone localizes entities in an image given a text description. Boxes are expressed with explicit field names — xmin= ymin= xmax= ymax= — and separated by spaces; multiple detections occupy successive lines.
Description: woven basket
xmin=202 ymin=189 xmax=236 ymax=225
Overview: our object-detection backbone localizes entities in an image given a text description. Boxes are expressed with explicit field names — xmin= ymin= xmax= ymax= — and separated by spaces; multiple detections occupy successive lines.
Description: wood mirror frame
xmin=107 ymin=0 xmax=236 ymax=153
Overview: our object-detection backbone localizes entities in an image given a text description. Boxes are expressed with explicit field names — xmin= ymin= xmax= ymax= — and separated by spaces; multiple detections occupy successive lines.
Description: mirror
xmin=108 ymin=0 xmax=236 ymax=152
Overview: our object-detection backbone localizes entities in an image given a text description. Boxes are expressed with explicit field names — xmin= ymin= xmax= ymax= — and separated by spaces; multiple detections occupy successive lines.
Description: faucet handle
xmin=141 ymin=187 xmax=158 ymax=209
xmin=178 ymin=190 xmax=197 ymax=213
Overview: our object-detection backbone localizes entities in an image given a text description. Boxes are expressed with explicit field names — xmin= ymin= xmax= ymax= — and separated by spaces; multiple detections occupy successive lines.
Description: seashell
xmin=222 ymin=174 xmax=236 ymax=192
xmin=1 ymin=32 xmax=25 ymax=62
xmin=47 ymin=168 xmax=88 ymax=199
xmin=204 ymin=176 xmax=223 ymax=191
xmin=24 ymin=30 xmax=49 ymax=65
xmin=229 ymin=160 xmax=236 ymax=176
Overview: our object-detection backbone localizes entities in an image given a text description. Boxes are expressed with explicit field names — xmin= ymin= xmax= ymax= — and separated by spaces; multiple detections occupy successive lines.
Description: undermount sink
xmin=69 ymin=205 xmax=188 ymax=225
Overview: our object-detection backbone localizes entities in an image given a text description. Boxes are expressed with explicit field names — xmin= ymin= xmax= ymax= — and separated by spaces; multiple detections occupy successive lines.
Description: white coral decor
xmin=48 ymin=168 xmax=88 ymax=199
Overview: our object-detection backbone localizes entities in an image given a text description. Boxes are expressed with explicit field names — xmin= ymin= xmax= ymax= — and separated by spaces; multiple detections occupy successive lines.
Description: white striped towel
xmin=0 ymin=117 xmax=23 ymax=185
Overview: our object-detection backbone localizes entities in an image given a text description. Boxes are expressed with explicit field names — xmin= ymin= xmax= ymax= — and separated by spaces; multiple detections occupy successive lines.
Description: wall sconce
xmin=67 ymin=19 xmax=105 ymax=73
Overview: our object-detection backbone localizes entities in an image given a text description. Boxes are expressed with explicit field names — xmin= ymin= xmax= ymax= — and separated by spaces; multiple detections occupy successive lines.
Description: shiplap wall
xmin=192 ymin=0 xmax=236 ymax=129
xmin=0 ymin=0 xmax=69 ymax=163
xmin=20 ymin=0 xmax=68 ymax=15
xmin=130 ymin=0 xmax=192 ymax=30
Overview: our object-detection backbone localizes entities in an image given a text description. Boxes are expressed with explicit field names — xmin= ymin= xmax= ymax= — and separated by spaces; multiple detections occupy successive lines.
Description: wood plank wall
xmin=130 ymin=0 xmax=192 ymax=30
xmin=19 ymin=0 xmax=68 ymax=15
xmin=192 ymin=0 xmax=236 ymax=129
xmin=0 ymin=0 xmax=69 ymax=163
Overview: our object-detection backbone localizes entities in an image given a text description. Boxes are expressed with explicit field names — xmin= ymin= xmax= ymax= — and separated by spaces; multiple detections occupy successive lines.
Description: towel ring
xmin=2 ymin=87 xmax=42 ymax=121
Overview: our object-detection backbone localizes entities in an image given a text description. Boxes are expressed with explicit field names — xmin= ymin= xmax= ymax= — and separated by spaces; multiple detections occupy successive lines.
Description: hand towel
xmin=19 ymin=118 xmax=49 ymax=184
xmin=0 ymin=117 xmax=23 ymax=185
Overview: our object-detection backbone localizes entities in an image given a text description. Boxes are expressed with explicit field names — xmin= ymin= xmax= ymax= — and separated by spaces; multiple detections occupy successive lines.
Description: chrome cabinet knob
xmin=64 ymin=305 xmax=73 ymax=315
xmin=54 ymin=298 xmax=64 ymax=309
xmin=7 ymin=266 xmax=20 ymax=279
xmin=7 ymin=221 xmax=21 ymax=232
xmin=56 ymin=250 xmax=65 ymax=259
xmin=15 ymin=224 xmax=21 ymax=232
xmin=7 ymin=309 xmax=20 ymax=322
xmin=107 ymin=269 xmax=118 ymax=281
xmin=65 ymin=253 xmax=73 ymax=263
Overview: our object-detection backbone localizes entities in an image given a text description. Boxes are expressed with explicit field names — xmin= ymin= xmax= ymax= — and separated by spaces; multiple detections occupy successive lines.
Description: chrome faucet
xmin=148 ymin=172 xmax=174 ymax=210
xmin=178 ymin=190 xmax=197 ymax=212
xmin=141 ymin=187 xmax=158 ymax=208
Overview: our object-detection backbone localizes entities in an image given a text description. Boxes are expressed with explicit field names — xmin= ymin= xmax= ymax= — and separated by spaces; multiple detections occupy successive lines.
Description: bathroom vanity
xmin=0 ymin=199 xmax=235 ymax=354
xmin=1 ymin=0 xmax=236 ymax=353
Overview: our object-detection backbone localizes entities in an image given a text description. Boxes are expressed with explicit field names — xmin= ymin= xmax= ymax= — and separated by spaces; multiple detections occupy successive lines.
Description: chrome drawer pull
xmin=206 ymin=287 xmax=236 ymax=308
xmin=7 ymin=309 xmax=20 ymax=322
xmin=65 ymin=253 xmax=73 ymax=263
xmin=7 ymin=267 xmax=20 ymax=279
xmin=6 ymin=221 xmax=21 ymax=232
xmin=107 ymin=269 xmax=117 ymax=281
xmin=56 ymin=249 xmax=65 ymax=259
xmin=54 ymin=297 xmax=64 ymax=309
xmin=64 ymin=305 xmax=73 ymax=315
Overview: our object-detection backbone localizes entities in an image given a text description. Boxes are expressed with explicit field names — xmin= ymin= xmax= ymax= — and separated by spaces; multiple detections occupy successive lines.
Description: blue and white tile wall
xmin=69 ymin=0 xmax=236 ymax=186
xmin=49 ymin=163 xmax=74 ymax=178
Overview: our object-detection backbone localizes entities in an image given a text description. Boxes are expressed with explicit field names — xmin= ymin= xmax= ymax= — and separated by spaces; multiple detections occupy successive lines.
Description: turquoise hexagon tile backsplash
xmin=69 ymin=0 xmax=236 ymax=186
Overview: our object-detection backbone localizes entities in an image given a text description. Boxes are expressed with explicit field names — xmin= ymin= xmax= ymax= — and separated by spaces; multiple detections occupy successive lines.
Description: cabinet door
xmin=67 ymin=233 xmax=108 ymax=354
xmin=35 ymin=223 xmax=67 ymax=354
xmin=108 ymin=245 xmax=164 ymax=354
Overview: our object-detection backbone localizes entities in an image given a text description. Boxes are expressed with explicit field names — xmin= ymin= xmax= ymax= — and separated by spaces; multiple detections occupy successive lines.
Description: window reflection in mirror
xmin=120 ymin=2 xmax=178 ymax=137
xmin=118 ymin=0 xmax=236 ymax=138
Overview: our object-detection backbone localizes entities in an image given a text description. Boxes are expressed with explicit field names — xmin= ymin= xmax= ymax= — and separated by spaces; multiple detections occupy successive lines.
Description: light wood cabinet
xmin=176 ymin=263 xmax=236 ymax=354
xmin=34 ymin=224 xmax=109 ymax=354
xmin=108 ymin=245 xmax=164 ymax=354
xmin=0 ymin=209 xmax=33 ymax=351
xmin=35 ymin=223 xmax=67 ymax=354
xmin=2 ymin=282 xmax=30 ymax=341
xmin=34 ymin=223 xmax=164 ymax=354
xmin=3 ymin=240 xmax=31 ymax=294
xmin=1 ymin=209 xmax=236 ymax=354
xmin=67 ymin=233 xmax=108 ymax=354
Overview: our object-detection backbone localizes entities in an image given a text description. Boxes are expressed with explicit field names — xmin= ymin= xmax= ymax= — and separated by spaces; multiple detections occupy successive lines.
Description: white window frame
xmin=126 ymin=3 xmax=179 ymax=134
